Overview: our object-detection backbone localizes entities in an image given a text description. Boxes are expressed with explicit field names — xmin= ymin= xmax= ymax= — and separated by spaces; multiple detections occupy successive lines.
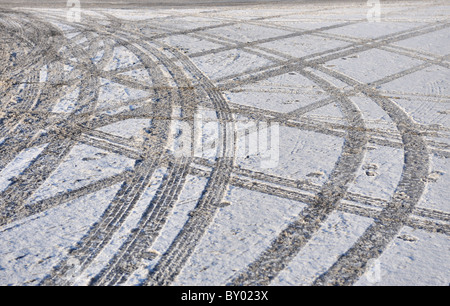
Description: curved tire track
xmin=0 ymin=5 xmax=446 ymax=286
xmin=312 ymin=66 xmax=430 ymax=286
xmin=229 ymin=68 xmax=369 ymax=286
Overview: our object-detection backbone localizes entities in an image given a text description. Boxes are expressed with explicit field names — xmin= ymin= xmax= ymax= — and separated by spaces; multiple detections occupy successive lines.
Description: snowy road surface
xmin=0 ymin=0 xmax=449 ymax=286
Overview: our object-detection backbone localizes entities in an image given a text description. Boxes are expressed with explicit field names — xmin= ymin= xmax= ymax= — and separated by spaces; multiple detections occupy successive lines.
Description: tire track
xmin=90 ymin=159 xmax=191 ymax=286
xmin=189 ymin=163 xmax=450 ymax=237
xmin=312 ymin=66 xmax=430 ymax=286
xmin=0 ymin=12 xmax=50 ymax=79
xmin=142 ymin=43 xmax=236 ymax=286
xmin=0 ymin=11 xmax=168 ymax=230
xmin=0 ymin=15 xmax=99 ymax=224
xmin=145 ymin=158 xmax=234 ymax=286
xmin=186 ymin=17 xmax=450 ymax=162
xmin=215 ymin=21 xmax=450 ymax=91
xmin=38 ymin=11 xmax=213 ymax=285
xmin=229 ymin=68 xmax=369 ymax=286
xmin=1 ymin=5 xmax=447 ymax=286
xmin=65 ymin=15 xmax=238 ymax=286
xmin=44 ymin=10 xmax=446 ymax=286
xmin=0 ymin=13 xmax=58 ymax=170
xmin=39 ymin=29 xmax=176 ymax=286
xmin=19 ymin=171 xmax=132 ymax=222
xmin=0 ymin=17 xmax=102 ymax=226
xmin=73 ymin=17 xmax=207 ymax=286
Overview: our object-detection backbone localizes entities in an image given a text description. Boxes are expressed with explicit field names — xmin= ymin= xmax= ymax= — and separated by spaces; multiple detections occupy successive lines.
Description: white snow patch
xmin=0 ymin=184 xmax=122 ymax=286
xmin=27 ymin=144 xmax=135 ymax=204
xmin=272 ymin=212 xmax=373 ymax=286
xmin=347 ymin=145 xmax=404 ymax=202
xmin=393 ymin=27 xmax=450 ymax=56
xmin=52 ymin=86 xmax=80 ymax=114
xmin=96 ymin=119 xmax=153 ymax=139
xmin=380 ymin=65 xmax=450 ymax=97
xmin=191 ymin=49 xmax=273 ymax=81
xmin=117 ymin=68 xmax=153 ymax=86
xmin=356 ymin=227 xmax=450 ymax=286
xmin=324 ymin=22 xmax=427 ymax=39
xmin=417 ymin=154 xmax=450 ymax=214
xmin=104 ymin=46 xmax=141 ymax=71
xmin=237 ymin=126 xmax=344 ymax=184
xmin=225 ymin=72 xmax=329 ymax=113
xmin=259 ymin=34 xmax=350 ymax=59
xmin=394 ymin=98 xmax=449 ymax=127
xmin=97 ymin=78 xmax=151 ymax=114
xmin=0 ymin=144 xmax=48 ymax=193
xmin=326 ymin=48 xmax=424 ymax=84
xmin=201 ymin=23 xmax=293 ymax=43
xmin=158 ymin=34 xmax=222 ymax=55
xmin=173 ymin=187 xmax=307 ymax=286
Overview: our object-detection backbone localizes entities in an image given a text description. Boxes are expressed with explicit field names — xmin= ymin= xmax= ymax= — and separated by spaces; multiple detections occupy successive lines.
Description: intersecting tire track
xmin=0 ymin=13 xmax=104 ymax=227
xmin=218 ymin=22 xmax=442 ymax=286
xmin=0 ymin=12 xmax=54 ymax=172
xmin=0 ymin=13 xmax=96 ymax=223
xmin=39 ymin=27 xmax=178 ymax=285
xmin=0 ymin=6 xmax=447 ymax=286
xmin=140 ymin=41 xmax=237 ymax=286
xmin=84 ymin=20 xmax=206 ymax=286
xmin=312 ymin=66 xmax=430 ymax=286
xmin=221 ymin=22 xmax=443 ymax=286
xmin=160 ymin=12 xmax=445 ymax=286
xmin=36 ymin=11 xmax=235 ymax=286
xmin=90 ymin=159 xmax=192 ymax=286
xmin=229 ymin=68 xmax=369 ymax=286
xmin=57 ymin=14 xmax=239 ymax=286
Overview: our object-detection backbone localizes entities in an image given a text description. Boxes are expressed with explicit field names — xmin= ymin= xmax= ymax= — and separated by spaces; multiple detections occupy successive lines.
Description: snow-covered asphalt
xmin=0 ymin=0 xmax=449 ymax=286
